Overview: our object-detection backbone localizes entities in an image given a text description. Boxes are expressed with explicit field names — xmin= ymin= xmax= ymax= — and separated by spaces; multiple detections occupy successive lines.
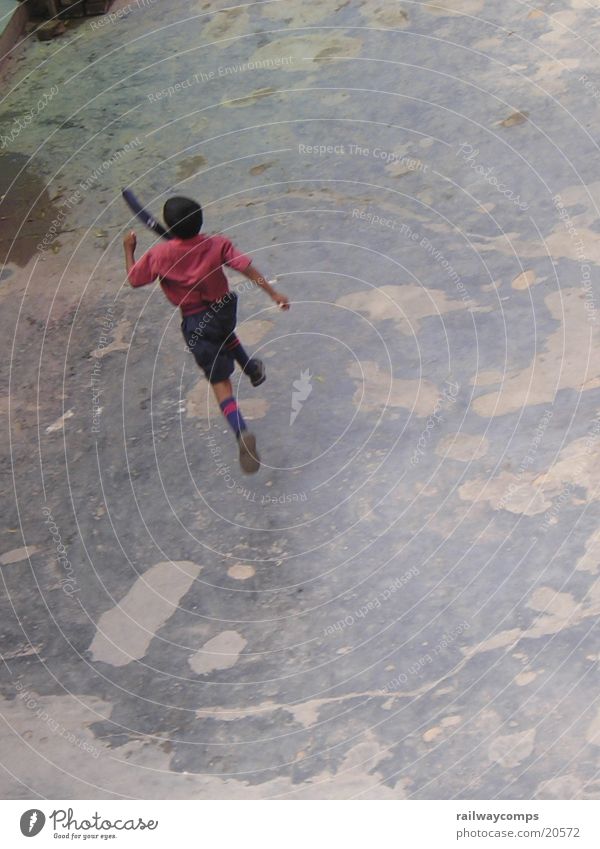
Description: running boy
xmin=123 ymin=196 xmax=289 ymax=474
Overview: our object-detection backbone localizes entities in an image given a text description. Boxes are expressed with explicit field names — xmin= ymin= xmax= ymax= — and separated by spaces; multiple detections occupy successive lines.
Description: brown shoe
xmin=238 ymin=431 xmax=260 ymax=474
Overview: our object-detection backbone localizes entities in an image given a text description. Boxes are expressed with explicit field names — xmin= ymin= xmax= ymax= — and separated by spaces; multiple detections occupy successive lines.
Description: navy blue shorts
xmin=181 ymin=293 xmax=238 ymax=384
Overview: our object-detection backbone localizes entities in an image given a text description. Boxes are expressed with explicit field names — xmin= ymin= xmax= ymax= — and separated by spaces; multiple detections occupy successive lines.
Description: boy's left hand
xmin=123 ymin=230 xmax=137 ymax=251
xmin=273 ymin=292 xmax=290 ymax=311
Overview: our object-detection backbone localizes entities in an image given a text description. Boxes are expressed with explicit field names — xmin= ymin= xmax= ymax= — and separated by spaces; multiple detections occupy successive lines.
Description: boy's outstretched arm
xmin=123 ymin=231 xmax=137 ymax=275
xmin=242 ymin=264 xmax=290 ymax=310
xmin=123 ymin=231 xmax=157 ymax=288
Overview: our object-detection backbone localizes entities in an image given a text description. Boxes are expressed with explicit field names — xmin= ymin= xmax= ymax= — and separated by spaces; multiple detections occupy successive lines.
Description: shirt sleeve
xmin=221 ymin=237 xmax=252 ymax=272
xmin=128 ymin=249 xmax=158 ymax=287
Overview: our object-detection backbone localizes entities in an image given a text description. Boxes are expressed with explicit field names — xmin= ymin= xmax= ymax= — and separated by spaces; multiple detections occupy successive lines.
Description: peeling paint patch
xmin=227 ymin=563 xmax=255 ymax=580
xmin=576 ymin=528 xmax=600 ymax=574
xmin=237 ymin=319 xmax=274 ymax=346
xmin=538 ymin=774 xmax=584 ymax=799
xmin=46 ymin=410 xmax=74 ymax=433
xmin=528 ymin=586 xmax=579 ymax=619
xmin=463 ymin=629 xmax=522 ymax=659
xmin=185 ymin=380 xmax=211 ymax=419
xmin=347 ymin=360 xmax=439 ymax=416
xmin=586 ymin=708 xmax=600 ymax=746
xmin=511 ymin=270 xmax=537 ymax=290
xmin=0 ymin=546 xmax=39 ymax=565
xmin=423 ymin=726 xmax=443 ymax=742
xmin=89 ymin=560 xmax=202 ymax=667
xmin=238 ymin=398 xmax=269 ymax=420
xmin=188 ymin=630 xmax=247 ymax=675
xmin=436 ymin=433 xmax=489 ymax=461
xmin=488 ymin=728 xmax=536 ymax=768
xmin=473 ymin=289 xmax=599 ymax=417
xmin=0 ymin=693 xmax=405 ymax=798
xmin=460 ymin=428 xmax=600 ymax=517
xmin=336 ymin=284 xmax=467 ymax=335
xmin=458 ymin=470 xmax=550 ymax=515
xmin=92 ymin=319 xmax=130 ymax=358
xmin=515 ymin=670 xmax=537 ymax=686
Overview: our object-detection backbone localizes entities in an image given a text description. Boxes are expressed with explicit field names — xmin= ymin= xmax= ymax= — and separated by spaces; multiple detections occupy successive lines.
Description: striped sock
xmin=219 ymin=397 xmax=246 ymax=437
xmin=225 ymin=335 xmax=251 ymax=370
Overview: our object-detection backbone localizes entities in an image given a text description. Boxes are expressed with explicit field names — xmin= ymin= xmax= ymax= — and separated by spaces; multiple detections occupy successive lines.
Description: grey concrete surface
xmin=1 ymin=0 xmax=600 ymax=799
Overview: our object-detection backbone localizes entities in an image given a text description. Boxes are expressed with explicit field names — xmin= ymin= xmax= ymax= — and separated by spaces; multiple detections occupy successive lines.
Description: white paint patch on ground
xmin=586 ymin=707 xmax=600 ymax=746
xmin=511 ymin=270 xmax=537 ymax=290
xmin=196 ymin=698 xmax=320 ymax=727
xmin=185 ymin=381 xmax=268 ymax=420
xmin=473 ymin=180 xmax=600 ymax=264
xmin=188 ymin=630 xmax=247 ymax=675
xmin=92 ymin=319 xmax=131 ymax=358
xmin=488 ymin=728 xmax=536 ymax=768
xmin=462 ymin=630 xmax=523 ymax=658
xmin=46 ymin=409 xmax=74 ymax=433
xmin=238 ymin=397 xmax=269 ymax=420
xmin=185 ymin=379 xmax=211 ymax=419
xmin=89 ymin=560 xmax=202 ymax=667
xmin=423 ymin=726 xmax=443 ymax=742
xmin=337 ymin=284 xmax=468 ymax=335
xmin=0 ymin=693 xmax=405 ymax=799
xmin=528 ymin=586 xmax=579 ymax=619
xmin=249 ymin=34 xmax=363 ymax=68
xmin=227 ymin=563 xmax=256 ymax=580
xmin=463 ymin=580 xmax=600 ymax=664
xmin=436 ymin=432 xmax=489 ymax=461
xmin=530 ymin=56 xmax=579 ymax=95
xmin=459 ymin=429 xmax=600 ymax=516
xmin=515 ymin=670 xmax=538 ymax=686
xmin=576 ymin=528 xmax=600 ymax=574
xmin=441 ymin=715 xmax=462 ymax=727
xmin=538 ymin=774 xmax=585 ymax=799
xmin=458 ymin=468 xmax=550 ymax=515
xmin=236 ymin=319 xmax=274 ymax=346
xmin=539 ymin=7 xmax=583 ymax=53
xmin=347 ymin=360 xmax=439 ymax=416
xmin=473 ymin=289 xmax=599 ymax=417
xmin=471 ymin=369 xmax=504 ymax=388
xmin=0 ymin=546 xmax=39 ymax=565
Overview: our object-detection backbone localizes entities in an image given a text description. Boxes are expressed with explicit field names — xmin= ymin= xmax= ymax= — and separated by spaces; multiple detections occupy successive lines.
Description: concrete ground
xmin=1 ymin=0 xmax=600 ymax=800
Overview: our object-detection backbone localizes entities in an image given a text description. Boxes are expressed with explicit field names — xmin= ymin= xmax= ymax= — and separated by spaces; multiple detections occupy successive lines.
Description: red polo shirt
xmin=128 ymin=234 xmax=252 ymax=316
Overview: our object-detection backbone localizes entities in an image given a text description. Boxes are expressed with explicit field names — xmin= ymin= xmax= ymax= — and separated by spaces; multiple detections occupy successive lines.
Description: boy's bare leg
xmin=211 ymin=379 xmax=260 ymax=474
xmin=211 ymin=378 xmax=234 ymax=406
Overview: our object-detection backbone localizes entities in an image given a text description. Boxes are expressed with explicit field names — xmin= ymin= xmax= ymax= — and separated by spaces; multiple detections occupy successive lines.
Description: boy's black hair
xmin=163 ymin=196 xmax=203 ymax=239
